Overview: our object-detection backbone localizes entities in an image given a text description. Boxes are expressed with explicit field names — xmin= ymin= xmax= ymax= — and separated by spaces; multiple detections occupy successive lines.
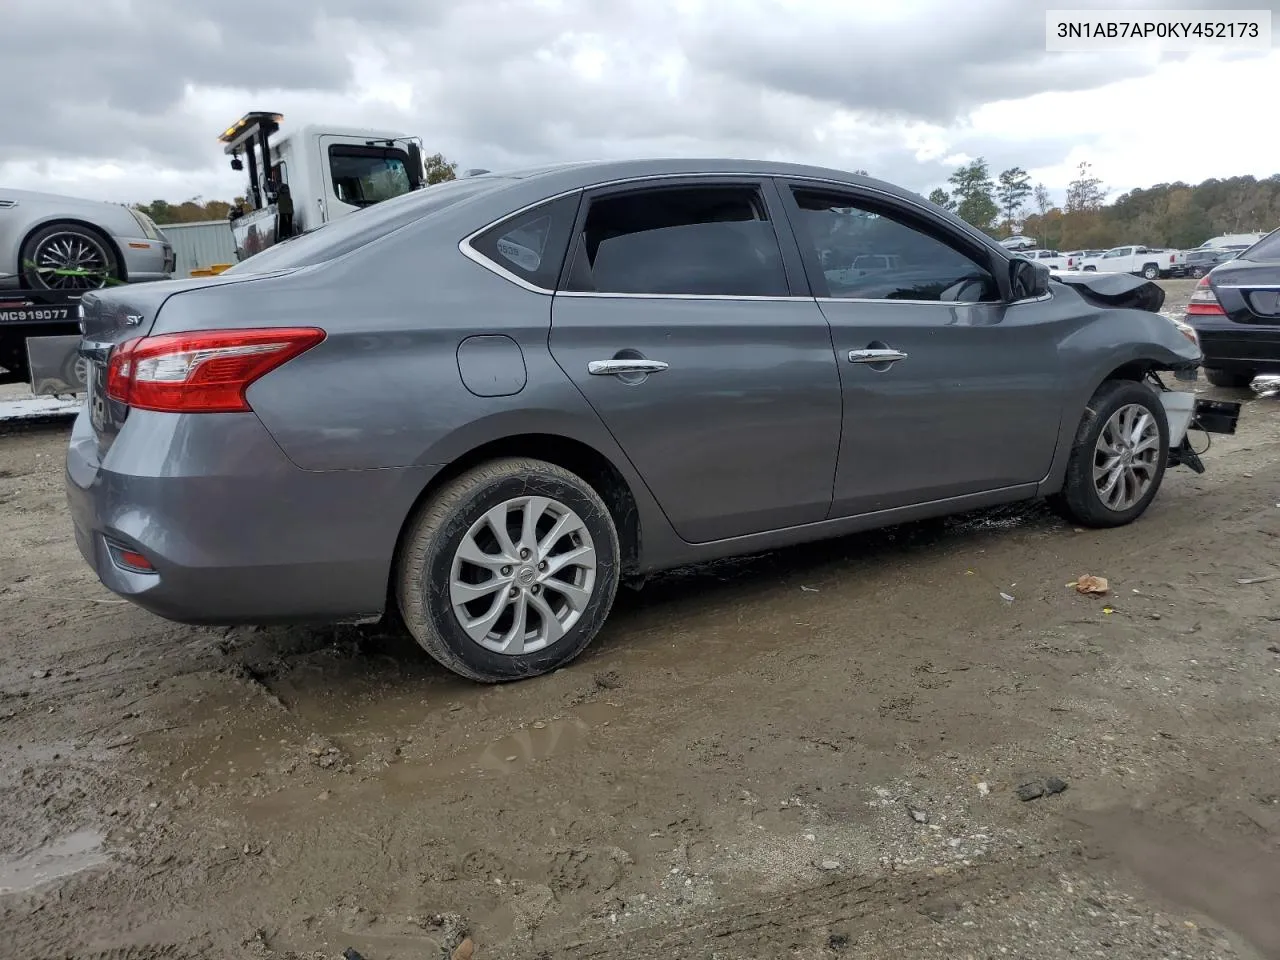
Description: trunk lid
xmin=1208 ymin=261 xmax=1280 ymax=326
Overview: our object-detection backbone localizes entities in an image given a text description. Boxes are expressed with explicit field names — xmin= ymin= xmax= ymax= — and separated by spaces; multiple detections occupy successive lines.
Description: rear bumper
xmin=1189 ymin=318 xmax=1280 ymax=373
xmin=65 ymin=409 xmax=439 ymax=625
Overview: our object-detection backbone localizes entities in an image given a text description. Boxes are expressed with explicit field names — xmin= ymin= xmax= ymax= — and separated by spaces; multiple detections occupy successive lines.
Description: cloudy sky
xmin=2 ymin=0 xmax=1277 ymax=207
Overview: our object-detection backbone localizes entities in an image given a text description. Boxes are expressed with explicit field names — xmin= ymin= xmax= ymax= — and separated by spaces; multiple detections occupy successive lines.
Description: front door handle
xmin=588 ymin=359 xmax=670 ymax=376
xmin=848 ymin=348 xmax=908 ymax=364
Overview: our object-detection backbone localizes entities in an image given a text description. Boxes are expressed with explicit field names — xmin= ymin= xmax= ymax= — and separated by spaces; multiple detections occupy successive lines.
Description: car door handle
xmin=588 ymin=359 xmax=670 ymax=376
xmin=848 ymin=349 xmax=908 ymax=364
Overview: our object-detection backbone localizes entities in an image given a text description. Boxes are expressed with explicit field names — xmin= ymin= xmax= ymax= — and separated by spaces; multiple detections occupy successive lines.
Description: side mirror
xmin=406 ymin=142 xmax=424 ymax=189
xmin=1009 ymin=257 xmax=1051 ymax=301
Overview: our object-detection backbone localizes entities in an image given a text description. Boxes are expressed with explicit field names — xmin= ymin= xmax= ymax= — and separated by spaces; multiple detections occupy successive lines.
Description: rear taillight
xmin=105 ymin=327 xmax=325 ymax=413
xmin=1185 ymin=276 xmax=1226 ymax=317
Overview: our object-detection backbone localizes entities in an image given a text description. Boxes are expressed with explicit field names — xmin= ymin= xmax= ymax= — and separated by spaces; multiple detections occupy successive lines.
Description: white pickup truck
xmin=1017 ymin=248 xmax=1069 ymax=270
xmin=1080 ymin=245 xmax=1185 ymax=280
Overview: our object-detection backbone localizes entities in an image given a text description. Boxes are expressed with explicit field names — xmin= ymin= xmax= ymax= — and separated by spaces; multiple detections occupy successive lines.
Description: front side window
xmin=564 ymin=184 xmax=789 ymax=297
xmin=790 ymin=188 xmax=997 ymax=302
xmin=328 ymin=145 xmax=413 ymax=207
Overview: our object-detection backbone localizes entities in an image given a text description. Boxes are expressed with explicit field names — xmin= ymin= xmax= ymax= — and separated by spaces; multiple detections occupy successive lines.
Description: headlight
xmin=127 ymin=207 xmax=162 ymax=241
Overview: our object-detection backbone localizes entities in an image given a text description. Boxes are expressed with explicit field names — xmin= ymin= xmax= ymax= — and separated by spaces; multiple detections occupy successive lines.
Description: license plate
xmin=0 ymin=305 xmax=71 ymax=323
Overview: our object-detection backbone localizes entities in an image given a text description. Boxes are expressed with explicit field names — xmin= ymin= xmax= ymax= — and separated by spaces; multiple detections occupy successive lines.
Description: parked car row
xmin=1009 ymin=233 xmax=1271 ymax=281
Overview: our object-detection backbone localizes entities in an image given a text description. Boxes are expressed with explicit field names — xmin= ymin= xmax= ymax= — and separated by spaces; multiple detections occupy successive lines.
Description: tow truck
xmin=3 ymin=111 xmax=430 ymax=416
xmin=219 ymin=111 xmax=426 ymax=260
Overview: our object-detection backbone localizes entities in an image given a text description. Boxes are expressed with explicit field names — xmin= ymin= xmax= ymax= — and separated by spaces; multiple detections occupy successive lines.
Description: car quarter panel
xmin=65 ymin=407 xmax=437 ymax=623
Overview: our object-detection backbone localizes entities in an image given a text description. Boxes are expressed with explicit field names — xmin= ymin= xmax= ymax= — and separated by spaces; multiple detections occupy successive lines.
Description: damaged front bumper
xmin=1163 ymin=390 xmax=1241 ymax=474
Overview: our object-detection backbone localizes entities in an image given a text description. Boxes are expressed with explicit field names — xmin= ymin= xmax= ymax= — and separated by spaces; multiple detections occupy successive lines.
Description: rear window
xmin=226 ymin=177 xmax=508 ymax=274
xmin=1242 ymin=228 xmax=1280 ymax=263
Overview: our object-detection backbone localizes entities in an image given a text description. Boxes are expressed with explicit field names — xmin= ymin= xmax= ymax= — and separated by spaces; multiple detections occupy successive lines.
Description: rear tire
xmin=1141 ymin=263 xmax=1161 ymax=280
xmin=1204 ymin=367 xmax=1252 ymax=389
xmin=395 ymin=457 xmax=620 ymax=683
xmin=1052 ymin=379 xmax=1169 ymax=529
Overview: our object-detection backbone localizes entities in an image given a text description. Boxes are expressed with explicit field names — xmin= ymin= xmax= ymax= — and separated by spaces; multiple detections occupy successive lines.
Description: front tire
xmin=396 ymin=458 xmax=621 ymax=683
xmin=19 ymin=222 xmax=121 ymax=291
xmin=1053 ymin=380 xmax=1169 ymax=529
xmin=1204 ymin=367 xmax=1252 ymax=388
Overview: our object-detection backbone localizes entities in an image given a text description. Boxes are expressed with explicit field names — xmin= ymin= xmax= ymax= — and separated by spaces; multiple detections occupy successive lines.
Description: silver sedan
xmin=0 ymin=188 xmax=174 ymax=291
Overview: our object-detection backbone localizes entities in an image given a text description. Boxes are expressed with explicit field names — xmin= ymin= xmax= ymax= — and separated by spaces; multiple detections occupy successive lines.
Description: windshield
xmin=1242 ymin=227 xmax=1280 ymax=263
xmin=226 ymin=176 xmax=510 ymax=274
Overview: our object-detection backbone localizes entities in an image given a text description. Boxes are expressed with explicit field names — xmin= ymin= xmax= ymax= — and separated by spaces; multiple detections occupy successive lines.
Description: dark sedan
xmin=1183 ymin=246 xmax=1247 ymax=279
xmin=1185 ymin=228 xmax=1280 ymax=387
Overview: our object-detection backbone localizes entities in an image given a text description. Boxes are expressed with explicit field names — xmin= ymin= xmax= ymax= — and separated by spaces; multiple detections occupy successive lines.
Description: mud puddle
xmin=0 ymin=829 xmax=108 ymax=895
xmin=1078 ymin=809 xmax=1280 ymax=957
xmin=388 ymin=699 xmax=621 ymax=784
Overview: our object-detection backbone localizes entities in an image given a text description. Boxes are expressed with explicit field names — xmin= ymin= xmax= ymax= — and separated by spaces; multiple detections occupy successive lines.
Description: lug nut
xmin=531 ymin=584 xmax=541 ymax=595
xmin=538 ymin=561 xmax=547 ymax=571
xmin=508 ymin=586 xmax=519 ymax=598
xmin=519 ymin=548 xmax=531 ymax=560
xmin=501 ymin=566 xmax=512 ymax=576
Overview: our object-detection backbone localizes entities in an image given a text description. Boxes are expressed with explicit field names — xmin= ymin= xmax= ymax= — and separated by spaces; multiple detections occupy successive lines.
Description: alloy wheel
xmin=33 ymin=232 xmax=111 ymax=290
xmin=449 ymin=495 xmax=597 ymax=655
xmin=1093 ymin=403 xmax=1160 ymax=511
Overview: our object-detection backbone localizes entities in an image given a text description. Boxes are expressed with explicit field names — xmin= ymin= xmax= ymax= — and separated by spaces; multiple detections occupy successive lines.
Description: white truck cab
xmin=219 ymin=112 xmax=426 ymax=261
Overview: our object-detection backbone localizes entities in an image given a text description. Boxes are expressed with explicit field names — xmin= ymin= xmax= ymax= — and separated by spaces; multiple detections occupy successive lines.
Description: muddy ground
xmin=3 ymin=280 xmax=1279 ymax=959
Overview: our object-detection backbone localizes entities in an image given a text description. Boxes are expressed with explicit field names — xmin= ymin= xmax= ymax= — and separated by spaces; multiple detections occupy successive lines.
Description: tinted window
xmin=565 ymin=185 xmax=788 ymax=297
xmin=329 ymin=145 xmax=413 ymax=206
xmin=226 ymin=176 xmax=505 ymax=274
xmin=1243 ymin=228 xmax=1280 ymax=262
xmin=469 ymin=193 xmax=581 ymax=291
xmin=790 ymin=189 xmax=997 ymax=302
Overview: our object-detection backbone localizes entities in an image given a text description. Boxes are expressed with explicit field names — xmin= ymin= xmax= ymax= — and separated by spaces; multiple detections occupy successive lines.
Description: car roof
xmin=464 ymin=157 xmax=916 ymax=203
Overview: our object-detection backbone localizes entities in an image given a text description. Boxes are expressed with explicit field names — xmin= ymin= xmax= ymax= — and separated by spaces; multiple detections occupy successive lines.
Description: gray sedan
xmin=0 ymin=188 xmax=174 ymax=291
xmin=67 ymin=159 xmax=1203 ymax=682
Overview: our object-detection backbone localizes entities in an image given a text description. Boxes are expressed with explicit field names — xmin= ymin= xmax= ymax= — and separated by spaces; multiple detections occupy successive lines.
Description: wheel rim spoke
xmin=544 ymin=578 xmax=591 ymax=613
xmin=449 ymin=494 xmax=598 ymax=656
xmin=544 ymin=542 xmax=595 ymax=578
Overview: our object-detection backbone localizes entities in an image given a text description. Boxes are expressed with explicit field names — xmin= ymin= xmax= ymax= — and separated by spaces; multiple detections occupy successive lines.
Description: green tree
xmin=947 ymin=158 xmax=998 ymax=230
xmin=927 ymin=187 xmax=955 ymax=211
xmin=996 ymin=167 xmax=1033 ymax=229
xmin=1033 ymin=183 xmax=1052 ymax=217
xmin=1065 ymin=161 xmax=1106 ymax=214
xmin=423 ymin=152 xmax=458 ymax=185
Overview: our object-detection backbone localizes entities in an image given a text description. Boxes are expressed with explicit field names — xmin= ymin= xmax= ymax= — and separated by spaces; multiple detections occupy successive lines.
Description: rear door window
xmin=563 ymin=184 xmax=790 ymax=297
